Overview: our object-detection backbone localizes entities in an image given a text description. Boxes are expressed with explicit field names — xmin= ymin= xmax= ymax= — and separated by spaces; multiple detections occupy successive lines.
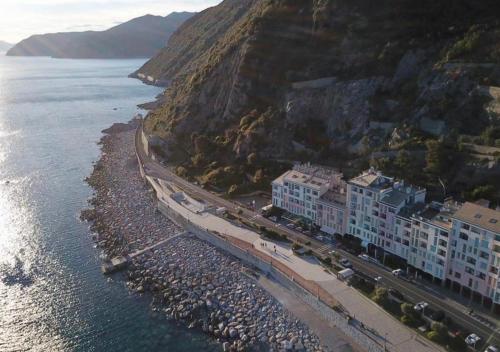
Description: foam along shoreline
xmin=81 ymin=120 xmax=329 ymax=352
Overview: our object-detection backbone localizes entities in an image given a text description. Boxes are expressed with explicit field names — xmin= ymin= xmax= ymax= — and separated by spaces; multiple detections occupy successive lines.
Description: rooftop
xmin=380 ymin=189 xmax=411 ymax=207
xmin=453 ymin=202 xmax=500 ymax=234
xmin=318 ymin=190 xmax=346 ymax=206
xmin=273 ymin=163 xmax=343 ymax=190
xmin=397 ymin=203 xmax=426 ymax=220
xmin=349 ymin=168 xmax=393 ymax=191
xmin=413 ymin=202 xmax=460 ymax=230
xmin=285 ymin=170 xmax=329 ymax=189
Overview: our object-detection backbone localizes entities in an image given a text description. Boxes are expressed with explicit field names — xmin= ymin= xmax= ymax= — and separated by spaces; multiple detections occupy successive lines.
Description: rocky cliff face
xmin=139 ymin=0 xmax=500 ymax=199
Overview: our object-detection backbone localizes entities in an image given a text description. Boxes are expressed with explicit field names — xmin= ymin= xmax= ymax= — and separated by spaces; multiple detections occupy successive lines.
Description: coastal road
xmin=135 ymin=125 xmax=500 ymax=347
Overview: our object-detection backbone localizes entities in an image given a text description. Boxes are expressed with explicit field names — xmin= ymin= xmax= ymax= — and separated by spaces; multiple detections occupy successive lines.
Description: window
xmin=459 ymin=233 xmax=469 ymax=241
xmin=466 ymin=257 xmax=476 ymax=265
xmin=479 ymin=251 xmax=489 ymax=260
xmin=454 ymin=272 xmax=461 ymax=279
xmin=474 ymin=213 xmax=482 ymax=219
xmin=491 ymin=218 xmax=499 ymax=224
xmin=461 ymin=223 xmax=470 ymax=230
xmin=465 ymin=266 xmax=474 ymax=275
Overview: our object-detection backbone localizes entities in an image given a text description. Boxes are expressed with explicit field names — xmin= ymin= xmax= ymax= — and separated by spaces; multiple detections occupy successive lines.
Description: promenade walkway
xmin=146 ymin=176 xmax=443 ymax=352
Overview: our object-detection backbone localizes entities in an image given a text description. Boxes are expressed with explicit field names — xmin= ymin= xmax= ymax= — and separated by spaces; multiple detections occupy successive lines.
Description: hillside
xmin=138 ymin=0 xmax=500 ymax=203
xmin=0 ymin=40 xmax=12 ymax=52
xmin=6 ymin=12 xmax=194 ymax=59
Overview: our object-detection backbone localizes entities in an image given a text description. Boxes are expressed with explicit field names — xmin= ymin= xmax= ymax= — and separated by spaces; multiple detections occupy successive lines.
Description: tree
xmin=247 ymin=152 xmax=257 ymax=165
xmin=425 ymin=139 xmax=460 ymax=180
xmin=401 ymin=303 xmax=414 ymax=317
xmin=372 ymin=287 xmax=389 ymax=307
xmin=427 ymin=322 xmax=448 ymax=344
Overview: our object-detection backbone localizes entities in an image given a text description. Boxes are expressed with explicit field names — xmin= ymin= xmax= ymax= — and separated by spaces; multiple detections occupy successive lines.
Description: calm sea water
xmin=0 ymin=55 xmax=218 ymax=352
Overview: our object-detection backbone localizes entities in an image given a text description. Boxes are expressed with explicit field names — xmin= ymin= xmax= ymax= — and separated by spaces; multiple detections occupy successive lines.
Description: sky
xmin=0 ymin=0 xmax=222 ymax=44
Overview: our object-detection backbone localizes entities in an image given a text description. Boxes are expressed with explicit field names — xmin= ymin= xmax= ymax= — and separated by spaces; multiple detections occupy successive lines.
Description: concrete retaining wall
xmin=138 ymin=128 xmax=384 ymax=352
xmin=157 ymin=198 xmax=384 ymax=352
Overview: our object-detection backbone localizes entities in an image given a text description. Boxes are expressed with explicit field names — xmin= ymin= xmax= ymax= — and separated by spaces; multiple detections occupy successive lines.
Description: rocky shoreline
xmin=81 ymin=120 xmax=326 ymax=351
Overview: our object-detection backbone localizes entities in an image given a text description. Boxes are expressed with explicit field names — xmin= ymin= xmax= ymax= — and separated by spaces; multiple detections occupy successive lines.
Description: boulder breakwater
xmin=81 ymin=120 xmax=325 ymax=351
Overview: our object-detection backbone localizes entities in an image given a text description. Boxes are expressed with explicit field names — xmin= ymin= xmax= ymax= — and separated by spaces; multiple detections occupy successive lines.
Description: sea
xmin=0 ymin=55 xmax=219 ymax=352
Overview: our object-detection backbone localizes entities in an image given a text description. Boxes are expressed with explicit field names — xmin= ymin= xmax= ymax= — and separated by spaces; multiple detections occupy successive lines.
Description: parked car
xmin=328 ymin=250 xmax=337 ymax=256
xmin=414 ymin=301 xmax=429 ymax=312
xmin=339 ymin=258 xmax=353 ymax=269
xmin=485 ymin=346 xmax=498 ymax=352
xmin=388 ymin=288 xmax=404 ymax=301
xmin=374 ymin=276 xmax=383 ymax=283
xmin=430 ymin=310 xmax=445 ymax=322
xmin=358 ymin=254 xmax=370 ymax=261
xmin=392 ymin=268 xmax=405 ymax=277
xmin=465 ymin=333 xmax=481 ymax=347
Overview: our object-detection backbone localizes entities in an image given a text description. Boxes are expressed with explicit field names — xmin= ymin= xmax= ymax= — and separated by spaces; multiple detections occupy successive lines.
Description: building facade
xmin=271 ymin=163 xmax=346 ymax=235
xmin=272 ymin=166 xmax=500 ymax=308
xmin=448 ymin=202 xmax=500 ymax=305
xmin=346 ymin=168 xmax=426 ymax=252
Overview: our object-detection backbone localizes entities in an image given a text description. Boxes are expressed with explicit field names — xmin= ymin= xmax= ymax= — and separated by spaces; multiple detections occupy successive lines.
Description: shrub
xmin=175 ymin=166 xmax=188 ymax=178
xmin=292 ymin=243 xmax=303 ymax=251
xmin=247 ymin=152 xmax=257 ymax=165
xmin=372 ymin=287 xmax=389 ymax=307
xmin=400 ymin=315 xmax=416 ymax=327
xmin=227 ymin=184 xmax=239 ymax=196
xmin=401 ymin=303 xmax=415 ymax=317
xmin=447 ymin=335 xmax=467 ymax=352
xmin=427 ymin=322 xmax=449 ymax=345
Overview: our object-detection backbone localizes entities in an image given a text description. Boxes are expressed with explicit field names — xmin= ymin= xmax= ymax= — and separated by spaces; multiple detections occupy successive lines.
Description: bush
xmin=401 ymin=303 xmax=415 ymax=317
xmin=323 ymin=257 xmax=332 ymax=265
xmin=447 ymin=335 xmax=467 ymax=352
xmin=292 ymin=243 xmax=303 ymax=251
xmin=427 ymin=322 xmax=449 ymax=345
xmin=227 ymin=184 xmax=239 ymax=197
xmin=372 ymin=287 xmax=389 ymax=307
xmin=400 ymin=315 xmax=416 ymax=327
xmin=175 ymin=166 xmax=188 ymax=178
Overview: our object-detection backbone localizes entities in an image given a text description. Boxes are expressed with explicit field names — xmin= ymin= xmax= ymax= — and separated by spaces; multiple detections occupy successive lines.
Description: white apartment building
xmin=408 ymin=201 xmax=458 ymax=282
xmin=448 ymin=202 xmax=500 ymax=306
xmin=346 ymin=168 xmax=426 ymax=251
xmin=316 ymin=190 xmax=347 ymax=236
xmin=271 ymin=163 xmax=346 ymax=234
xmin=273 ymin=166 xmax=500 ymax=310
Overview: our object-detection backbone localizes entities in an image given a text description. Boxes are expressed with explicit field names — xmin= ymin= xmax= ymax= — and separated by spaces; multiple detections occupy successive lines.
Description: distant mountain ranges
xmin=0 ymin=40 xmax=12 ymax=52
xmin=6 ymin=12 xmax=194 ymax=59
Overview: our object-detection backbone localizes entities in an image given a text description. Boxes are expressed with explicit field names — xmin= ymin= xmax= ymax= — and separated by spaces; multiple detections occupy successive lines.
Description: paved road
xmin=135 ymin=125 xmax=500 ymax=347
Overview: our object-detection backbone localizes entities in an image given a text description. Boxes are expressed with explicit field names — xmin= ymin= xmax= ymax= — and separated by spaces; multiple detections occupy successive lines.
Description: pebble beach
xmin=81 ymin=120 xmax=326 ymax=352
